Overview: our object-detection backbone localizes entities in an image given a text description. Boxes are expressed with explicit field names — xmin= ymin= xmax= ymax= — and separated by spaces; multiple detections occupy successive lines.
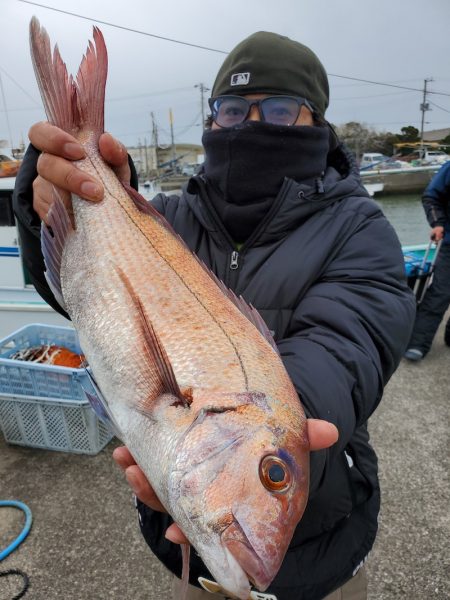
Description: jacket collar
xmin=184 ymin=144 xmax=369 ymax=246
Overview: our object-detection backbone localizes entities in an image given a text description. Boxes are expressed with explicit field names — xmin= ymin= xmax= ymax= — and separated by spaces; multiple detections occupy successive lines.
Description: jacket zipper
xmin=195 ymin=175 xmax=297 ymax=287
xmin=226 ymin=180 xmax=294 ymax=286
xmin=230 ymin=250 xmax=239 ymax=270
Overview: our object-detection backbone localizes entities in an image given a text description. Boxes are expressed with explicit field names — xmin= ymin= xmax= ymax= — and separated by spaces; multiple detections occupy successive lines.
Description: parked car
xmin=359 ymin=153 xmax=410 ymax=171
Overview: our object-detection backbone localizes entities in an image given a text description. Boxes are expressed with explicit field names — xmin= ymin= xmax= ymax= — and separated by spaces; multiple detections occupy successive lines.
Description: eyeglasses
xmin=208 ymin=95 xmax=315 ymax=128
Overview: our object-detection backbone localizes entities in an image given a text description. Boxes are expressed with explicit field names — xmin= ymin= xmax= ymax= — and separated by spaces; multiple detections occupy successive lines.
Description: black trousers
xmin=408 ymin=243 xmax=450 ymax=355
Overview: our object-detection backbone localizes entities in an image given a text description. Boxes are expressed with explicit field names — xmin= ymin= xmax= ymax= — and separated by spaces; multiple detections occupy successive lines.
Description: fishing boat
xmin=360 ymin=163 xmax=440 ymax=196
xmin=0 ymin=176 xmax=68 ymax=338
xmin=0 ymin=149 xmax=21 ymax=178
xmin=360 ymin=145 xmax=450 ymax=197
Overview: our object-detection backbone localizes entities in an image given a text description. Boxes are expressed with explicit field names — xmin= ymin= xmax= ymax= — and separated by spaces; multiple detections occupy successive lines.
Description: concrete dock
xmin=1 ymin=316 xmax=449 ymax=599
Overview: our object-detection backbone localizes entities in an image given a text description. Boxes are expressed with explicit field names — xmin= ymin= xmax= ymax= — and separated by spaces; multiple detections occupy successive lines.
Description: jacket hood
xmin=185 ymin=144 xmax=369 ymax=246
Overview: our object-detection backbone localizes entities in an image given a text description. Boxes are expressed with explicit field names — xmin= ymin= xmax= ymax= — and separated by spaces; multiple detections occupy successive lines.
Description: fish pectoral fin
xmin=115 ymin=266 xmax=191 ymax=412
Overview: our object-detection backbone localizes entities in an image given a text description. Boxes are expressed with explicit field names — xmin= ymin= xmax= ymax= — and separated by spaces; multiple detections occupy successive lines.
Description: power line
xmin=428 ymin=100 xmax=450 ymax=114
xmin=333 ymin=90 xmax=416 ymax=101
xmin=108 ymin=87 xmax=193 ymax=102
xmin=0 ymin=106 xmax=43 ymax=113
xmin=0 ymin=65 xmax=41 ymax=105
xmin=175 ymin=111 xmax=202 ymax=137
xmin=18 ymin=0 xmax=228 ymax=53
xmin=14 ymin=0 xmax=450 ymax=108
xmin=17 ymin=0 xmax=450 ymax=99
xmin=332 ymin=77 xmax=433 ymax=89
xmin=328 ymin=72 xmax=450 ymax=97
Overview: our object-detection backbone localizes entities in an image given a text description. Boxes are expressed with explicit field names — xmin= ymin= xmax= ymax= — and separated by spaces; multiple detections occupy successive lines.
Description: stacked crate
xmin=0 ymin=324 xmax=113 ymax=454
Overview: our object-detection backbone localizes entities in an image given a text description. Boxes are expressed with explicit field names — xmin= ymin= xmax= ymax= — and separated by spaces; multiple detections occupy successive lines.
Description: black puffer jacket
xmin=13 ymin=144 xmax=416 ymax=600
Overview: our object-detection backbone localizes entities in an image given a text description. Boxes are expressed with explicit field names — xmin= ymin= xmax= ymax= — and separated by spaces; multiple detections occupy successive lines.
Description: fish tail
xmin=29 ymin=16 xmax=107 ymax=138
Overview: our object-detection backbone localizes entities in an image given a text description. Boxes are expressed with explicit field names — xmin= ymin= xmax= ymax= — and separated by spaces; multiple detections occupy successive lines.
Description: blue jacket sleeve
xmin=422 ymin=162 xmax=450 ymax=227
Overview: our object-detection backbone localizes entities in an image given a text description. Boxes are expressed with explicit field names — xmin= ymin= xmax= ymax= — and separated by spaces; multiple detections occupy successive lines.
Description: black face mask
xmin=201 ymin=120 xmax=330 ymax=242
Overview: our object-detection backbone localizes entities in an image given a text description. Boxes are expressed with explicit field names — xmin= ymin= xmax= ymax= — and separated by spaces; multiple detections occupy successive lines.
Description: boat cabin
xmin=0 ymin=177 xmax=67 ymax=338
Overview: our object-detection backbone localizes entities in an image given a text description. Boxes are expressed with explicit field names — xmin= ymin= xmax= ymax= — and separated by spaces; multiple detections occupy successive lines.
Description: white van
xmin=420 ymin=150 xmax=450 ymax=165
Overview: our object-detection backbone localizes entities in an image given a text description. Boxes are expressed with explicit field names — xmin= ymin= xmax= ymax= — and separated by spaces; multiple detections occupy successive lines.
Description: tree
xmin=370 ymin=132 xmax=398 ymax=157
xmin=334 ymin=122 xmax=423 ymax=159
xmin=398 ymin=126 xmax=419 ymax=142
xmin=334 ymin=122 xmax=399 ymax=159
xmin=441 ymin=134 xmax=450 ymax=154
xmin=334 ymin=122 xmax=374 ymax=160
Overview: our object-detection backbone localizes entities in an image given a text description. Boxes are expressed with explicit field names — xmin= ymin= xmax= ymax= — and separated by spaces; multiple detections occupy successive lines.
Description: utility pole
xmin=169 ymin=108 xmax=176 ymax=171
xmin=195 ymin=83 xmax=210 ymax=129
xmin=138 ymin=138 xmax=143 ymax=179
xmin=150 ymin=111 xmax=159 ymax=176
xmin=143 ymin=137 xmax=149 ymax=180
xmin=420 ymin=78 xmax=433 ymax=157
xmin=151 ymin=111 xmax=159 ymax=148
xmin=0 ymin=71 xmax=13 ymax=149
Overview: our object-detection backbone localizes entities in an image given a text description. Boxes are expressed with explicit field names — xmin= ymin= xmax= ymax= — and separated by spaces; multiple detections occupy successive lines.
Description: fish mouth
xmin=221 ymin=520 xmax=272 ymax=591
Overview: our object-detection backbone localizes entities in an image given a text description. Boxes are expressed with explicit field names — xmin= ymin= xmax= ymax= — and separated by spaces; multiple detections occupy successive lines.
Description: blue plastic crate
xmin=0 ymin=323 xmax=113 ymax=454
xmin=0 ymin=392 xmax=112 ymax=454
xmin=0 ymin=323 xmax=91 ymax=399
xmin=403 ymin=251 xmax=432 ymax=278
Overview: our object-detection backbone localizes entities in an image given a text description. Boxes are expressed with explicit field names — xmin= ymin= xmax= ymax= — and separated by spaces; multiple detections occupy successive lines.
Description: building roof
xmin=423 ymin=128 xmax=450 ymax=142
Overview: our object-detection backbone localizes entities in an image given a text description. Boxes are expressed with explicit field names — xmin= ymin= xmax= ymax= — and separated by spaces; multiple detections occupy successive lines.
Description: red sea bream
xmin=29 ymin=18 xmax=310 ymax=599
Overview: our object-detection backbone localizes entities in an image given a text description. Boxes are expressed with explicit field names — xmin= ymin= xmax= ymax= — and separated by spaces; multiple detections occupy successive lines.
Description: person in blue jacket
xmin=14 ymin=31 xmax=416 ymax=600
xmin=405 ymin=160 xmax=450 ymax=361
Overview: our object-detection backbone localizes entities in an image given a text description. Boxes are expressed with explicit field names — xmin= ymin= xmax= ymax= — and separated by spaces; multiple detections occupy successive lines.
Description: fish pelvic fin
xmin=180 ymin=544 xmax=191 ymax=600
xmin=115 ymin=266 xmax=191 ymax=412
xmin=29 ymin=16 xmax=107 ymax=138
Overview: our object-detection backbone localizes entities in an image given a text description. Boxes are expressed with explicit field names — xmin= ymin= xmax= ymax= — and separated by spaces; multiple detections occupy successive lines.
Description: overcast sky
xmin=1 ymin=0 xmax=450 ymax=151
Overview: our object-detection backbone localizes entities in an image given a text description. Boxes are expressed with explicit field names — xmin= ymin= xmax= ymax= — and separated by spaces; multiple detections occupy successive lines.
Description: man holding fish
xmin=14 ymin=27 xmax=415 ymax=600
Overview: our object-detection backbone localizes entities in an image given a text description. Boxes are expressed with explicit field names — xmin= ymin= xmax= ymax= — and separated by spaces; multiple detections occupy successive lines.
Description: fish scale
xmin=68 ymin=153 xmax=286 ymax=396
xmin=30 ymin=17 xmax=309 ymax=600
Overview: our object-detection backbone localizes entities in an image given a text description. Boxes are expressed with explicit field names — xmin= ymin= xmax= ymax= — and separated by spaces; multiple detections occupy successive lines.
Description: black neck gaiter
xmin=202 ymin=121 xmax=330 ymax=242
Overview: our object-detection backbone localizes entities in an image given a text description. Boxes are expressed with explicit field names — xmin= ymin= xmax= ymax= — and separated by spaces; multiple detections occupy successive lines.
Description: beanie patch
xmin=230 ymin=73 xmax=250 ymax=86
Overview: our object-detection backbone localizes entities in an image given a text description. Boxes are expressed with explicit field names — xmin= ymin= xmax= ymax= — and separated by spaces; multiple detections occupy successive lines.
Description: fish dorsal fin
xmin=197 ymin=261 xmax=280 ymax=355
xmin=122 ymin=182 xmax=181 ymax=236
xmin=115 ymin=266 xmax=191 ymax=412
xmin=41 ymin=187 xmax=74 ymax=312
xmin=122 ymin=182 xmax=278 ymax=354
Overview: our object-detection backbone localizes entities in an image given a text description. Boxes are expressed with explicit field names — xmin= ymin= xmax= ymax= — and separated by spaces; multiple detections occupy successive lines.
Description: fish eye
xmin=259 ymin=456 xmax=291 ymax=493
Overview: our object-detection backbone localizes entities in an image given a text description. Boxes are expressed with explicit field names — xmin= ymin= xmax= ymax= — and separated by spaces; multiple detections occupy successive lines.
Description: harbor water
xmin=375 ymin=194 xmax=430 ymax=246
xmin=140 ymin=185 xmax=431 ymax=247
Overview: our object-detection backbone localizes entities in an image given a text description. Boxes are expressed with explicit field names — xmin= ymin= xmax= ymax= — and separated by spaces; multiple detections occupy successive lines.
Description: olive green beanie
xmin=211 ymin=31 xmax=329 ymax=117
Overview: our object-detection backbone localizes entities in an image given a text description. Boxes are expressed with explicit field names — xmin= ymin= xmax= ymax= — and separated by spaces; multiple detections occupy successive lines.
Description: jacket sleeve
xmin=422 ymin=162 xmax=450 ymax=227
xmin=12 ymin=143 xmax=139 ymax=316
xmin=277 ymin=210 xmax=416 ymax=489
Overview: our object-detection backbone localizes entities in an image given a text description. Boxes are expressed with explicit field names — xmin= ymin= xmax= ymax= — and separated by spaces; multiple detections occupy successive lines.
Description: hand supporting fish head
xmin=168 ymin=391 xmax=309 ymax=599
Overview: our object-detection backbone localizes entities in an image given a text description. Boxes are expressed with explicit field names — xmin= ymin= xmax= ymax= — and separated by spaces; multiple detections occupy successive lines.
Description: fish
xmin=29 ymin=18 xmax=310 ymax=599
